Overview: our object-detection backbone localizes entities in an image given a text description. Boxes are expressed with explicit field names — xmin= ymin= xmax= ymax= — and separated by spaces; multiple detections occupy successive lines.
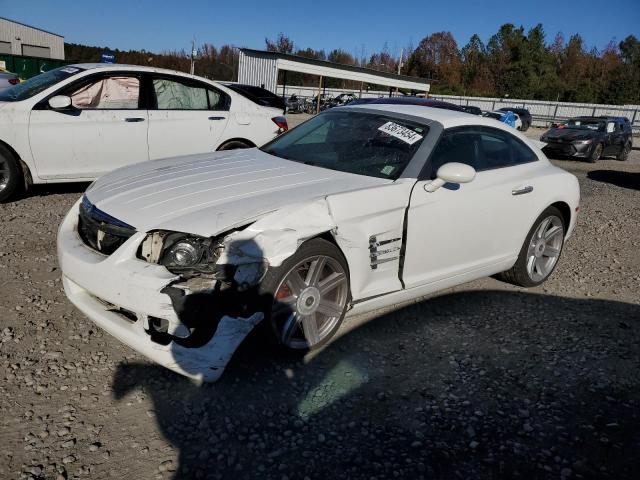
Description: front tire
xmin=0 ymin=144 xmax=22 ymax=203
xmin=260 ymin=238 xmax=350 ymax=352
xmin=588 ymin=143 xmax=603 ymax=163
xmin=498 ymin=206 xmax=565 ymax=287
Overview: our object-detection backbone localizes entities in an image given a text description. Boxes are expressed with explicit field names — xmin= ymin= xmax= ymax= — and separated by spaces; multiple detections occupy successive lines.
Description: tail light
xmin=271 ymin=116 xmax=288 ymax=133
xmin=8 ymin=78 xmax=19 ymax=85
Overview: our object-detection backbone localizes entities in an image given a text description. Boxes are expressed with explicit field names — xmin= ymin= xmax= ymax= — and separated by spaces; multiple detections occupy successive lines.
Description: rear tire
xmin=0 ymin=144 xmax=22 ymax=203
xmin=588 ymin=143 xmax=603 ymax=163
xmin=616 ymin=142 xmax=631 ymax=161
xmin=497 ymin=206 xmax=565 ymax=288
xmin=218 ymin=140 xmax=252 ymax=151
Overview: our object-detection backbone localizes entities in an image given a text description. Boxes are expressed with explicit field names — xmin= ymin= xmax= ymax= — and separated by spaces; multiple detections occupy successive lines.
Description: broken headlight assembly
xmin=138 ymin=231 xmax=224 ymax=275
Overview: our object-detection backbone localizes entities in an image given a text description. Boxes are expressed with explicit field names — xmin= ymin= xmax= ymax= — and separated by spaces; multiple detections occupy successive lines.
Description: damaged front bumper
xmin=57 ymin=200 xmax=263 ymax=383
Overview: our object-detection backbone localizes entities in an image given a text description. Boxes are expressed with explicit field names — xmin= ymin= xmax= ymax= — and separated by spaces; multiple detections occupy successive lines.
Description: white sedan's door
xmin=29 ymin=74 xmax=149 ymax=179
xmin=402 ymin=126 xmax=539 ymax=288
xmin=147 ymin=76 xmax=229 ymax=160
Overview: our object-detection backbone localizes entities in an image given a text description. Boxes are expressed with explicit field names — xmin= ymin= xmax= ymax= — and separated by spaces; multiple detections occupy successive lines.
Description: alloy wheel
xmin=272 ymin=255 xmax=349 ymax=349
xmin=526 ymin=215 xmax=564 ymax=282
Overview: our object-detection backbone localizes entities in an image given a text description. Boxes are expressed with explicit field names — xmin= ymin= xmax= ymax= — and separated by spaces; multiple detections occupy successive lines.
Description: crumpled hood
xmin=544 ymin=128 xmax=598 ymax=142
xmin=86 ymin=148 xmax=389 ymax=236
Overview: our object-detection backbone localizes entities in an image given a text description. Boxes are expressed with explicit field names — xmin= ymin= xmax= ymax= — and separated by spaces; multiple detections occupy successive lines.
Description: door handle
xmin=208 ymin=116 xmax=225 ymax=121
xmin=512 ymin=186 xmax=533 ymax=195
xmin=124 ymin=117 xmax=145 ymax=122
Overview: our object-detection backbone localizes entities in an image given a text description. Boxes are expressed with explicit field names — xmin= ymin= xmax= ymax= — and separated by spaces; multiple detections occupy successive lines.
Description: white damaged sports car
xmin=58 ymin=104 xmax=580 ymax=382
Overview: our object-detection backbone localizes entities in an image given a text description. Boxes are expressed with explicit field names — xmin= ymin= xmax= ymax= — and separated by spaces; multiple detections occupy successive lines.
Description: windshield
xmin=565 ymin=119 xmax=604 ymax=131
xmin=0 ymin=66 xmax=85 ymax=102
xmin=261 ymin=111 xmax=427 ymax=180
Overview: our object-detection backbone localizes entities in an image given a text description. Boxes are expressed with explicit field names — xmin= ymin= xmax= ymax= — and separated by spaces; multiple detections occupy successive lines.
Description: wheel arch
xmin=216 ymin=138 xmax=257 ymax=150
xmin=549 ymin=201 xmax=571 ymax=235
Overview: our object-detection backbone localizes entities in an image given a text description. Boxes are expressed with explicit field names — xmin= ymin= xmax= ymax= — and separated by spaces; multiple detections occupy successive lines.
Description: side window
xmin=478 ymin=130 xmax=512 ymax=169
xmin=427 ymin=128 xmax=480 ymax=178
xmin=154 ymin=78 xmax=208 ymax=110
xmin=207 ymin=88 xmax=229 ymax=110
xmin=69 ymin=76 xmax=140 ymax=109
xmin=478 ymin=127 xmax=537 ymax=169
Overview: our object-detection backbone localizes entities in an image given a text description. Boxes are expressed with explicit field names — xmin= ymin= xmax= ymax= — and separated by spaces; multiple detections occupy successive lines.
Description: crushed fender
xmin=218 ymin=198 xmax=337 ymax=268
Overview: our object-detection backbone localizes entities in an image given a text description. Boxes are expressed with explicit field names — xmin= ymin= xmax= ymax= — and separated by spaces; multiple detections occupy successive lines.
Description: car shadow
xmin=30 ymin=181 xmax=91 ymax=196
xmin=587 ymin=170 xmax=640 ymax=191
xmin=112 ymin=290 xmax=640 ymax=479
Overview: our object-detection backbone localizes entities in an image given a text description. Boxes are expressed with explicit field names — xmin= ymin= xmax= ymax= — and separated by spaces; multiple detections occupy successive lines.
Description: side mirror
xmin=48 ymin=95 xmax=72 ymax=110
xmin=425 ymin=162 xmax=476 ymax=192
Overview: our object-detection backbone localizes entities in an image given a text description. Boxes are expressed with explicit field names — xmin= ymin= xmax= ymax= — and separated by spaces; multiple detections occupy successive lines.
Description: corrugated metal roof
xmin=240 ymin=48 xmax=431 ymax=85
xmin=0 ymin=16 xmax=64 ymax=38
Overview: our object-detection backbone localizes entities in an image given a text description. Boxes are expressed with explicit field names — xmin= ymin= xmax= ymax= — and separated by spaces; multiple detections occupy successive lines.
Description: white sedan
xmin=57 ymin=104 xmax=580 ymax=382
xmin=0 ymin=64 xmax=287 ymax=201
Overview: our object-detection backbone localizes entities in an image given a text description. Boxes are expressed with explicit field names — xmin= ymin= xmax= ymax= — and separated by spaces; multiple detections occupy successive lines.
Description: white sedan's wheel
xmin=498 ymin=206 xmax=565 ymax=287
xmin=262 ymin=239 xmax=350 ymax=351
xmin=525 ymin=215 xmax=564 ymax=283
xmin=0 ymin=145 xmax=22 ymax=203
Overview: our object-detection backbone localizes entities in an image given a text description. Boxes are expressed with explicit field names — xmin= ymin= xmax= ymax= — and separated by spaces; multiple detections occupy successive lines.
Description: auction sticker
xmin=60 ymin=67 xmax=80 ymax=74
xmin=378 ymin=122 xmax=423 ymax=145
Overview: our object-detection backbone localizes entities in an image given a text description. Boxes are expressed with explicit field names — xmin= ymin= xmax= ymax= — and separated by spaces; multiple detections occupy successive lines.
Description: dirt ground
xmin=0 ymin=122 xmax=639 ymax=480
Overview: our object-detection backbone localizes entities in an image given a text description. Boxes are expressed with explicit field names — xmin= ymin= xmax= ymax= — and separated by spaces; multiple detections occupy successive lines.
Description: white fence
xmin=430 ymin=94 xmax=640 ymax=131
xmin=278 ymin=84 xmax=640 ymax=132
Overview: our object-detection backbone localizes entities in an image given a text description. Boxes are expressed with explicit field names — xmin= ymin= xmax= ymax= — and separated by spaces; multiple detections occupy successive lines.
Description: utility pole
xmin=190 ymin=39 xmax=196 ymax=75
xmin=395 ymin=48 xmax=404 ymax=96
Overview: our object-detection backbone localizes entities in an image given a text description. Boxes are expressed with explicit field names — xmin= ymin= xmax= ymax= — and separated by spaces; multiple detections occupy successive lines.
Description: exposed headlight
xmin=139 ymin=231 xmax=223 ymax=274
xmin=164 ymin=239 xmax=203 ymax=268
xmin=573 ymin=139 xmax=593 ymax=145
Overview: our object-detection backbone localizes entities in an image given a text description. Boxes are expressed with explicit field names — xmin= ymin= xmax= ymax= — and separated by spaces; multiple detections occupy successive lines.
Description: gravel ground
xmin=0 ymin=123 xmax=639 ymax=480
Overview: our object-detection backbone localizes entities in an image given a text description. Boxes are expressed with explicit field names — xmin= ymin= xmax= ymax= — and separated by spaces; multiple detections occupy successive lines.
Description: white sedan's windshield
xmin=0 ymin=66 xmax=84 ymax=102
xmin=261 ymin=110 xmax=428 ymax=180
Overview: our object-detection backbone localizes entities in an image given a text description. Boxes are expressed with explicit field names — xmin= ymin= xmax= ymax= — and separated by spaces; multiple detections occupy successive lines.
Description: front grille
xmin=78 ymin=196 xmax=136 ymax=255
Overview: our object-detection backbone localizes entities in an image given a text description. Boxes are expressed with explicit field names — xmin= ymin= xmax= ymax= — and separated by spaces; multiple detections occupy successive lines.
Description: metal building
xmin=0 ymin=17 xmax=65 ymax=60
xmin=238 ymin=48 xmax=430 ymax=96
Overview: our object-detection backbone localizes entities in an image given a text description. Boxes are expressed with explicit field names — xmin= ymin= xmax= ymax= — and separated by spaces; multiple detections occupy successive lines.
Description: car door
xmin=147 ymin=75 xmax=230 ymax=160
xmin=402 ymin=126 xmax=540 ymax=289
xmin=606 ymin=120 xmax=625 ymax=155
xmin=28 ymin=72 xmax=149 ymax=179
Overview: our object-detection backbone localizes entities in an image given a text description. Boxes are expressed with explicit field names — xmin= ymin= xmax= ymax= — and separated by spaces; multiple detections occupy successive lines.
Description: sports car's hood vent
xmin=78 ymin=196 xmax=136 ymax=255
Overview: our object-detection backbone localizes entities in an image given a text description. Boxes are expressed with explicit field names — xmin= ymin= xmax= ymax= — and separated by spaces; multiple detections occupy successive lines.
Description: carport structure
xmin=238 ymin=48 xmax=431 ymax=112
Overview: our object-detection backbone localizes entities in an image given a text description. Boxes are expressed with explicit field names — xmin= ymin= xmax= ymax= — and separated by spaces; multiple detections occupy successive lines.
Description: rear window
xmin=224 ymin=83 xmax=285 ymax=110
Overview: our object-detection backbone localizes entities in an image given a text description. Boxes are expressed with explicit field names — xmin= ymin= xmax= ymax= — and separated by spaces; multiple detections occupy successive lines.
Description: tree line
xmin=65 ymin=23 xmax=640 ymax=105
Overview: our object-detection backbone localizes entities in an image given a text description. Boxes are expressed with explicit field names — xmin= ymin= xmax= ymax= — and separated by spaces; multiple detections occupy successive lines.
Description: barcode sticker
xmin=378 ymin=122 xmax=423 ymax=145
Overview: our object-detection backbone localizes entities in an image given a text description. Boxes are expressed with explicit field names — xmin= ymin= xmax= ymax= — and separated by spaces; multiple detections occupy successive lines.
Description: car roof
xmin=345 ymin=103 xmax=524 ymax=130
xmin=68 ymin=63 xmax=217 ymax=83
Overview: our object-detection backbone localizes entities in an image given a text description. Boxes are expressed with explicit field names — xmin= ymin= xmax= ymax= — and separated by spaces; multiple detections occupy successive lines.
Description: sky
xmin=1 ymin=0 xmax=639 ymax=58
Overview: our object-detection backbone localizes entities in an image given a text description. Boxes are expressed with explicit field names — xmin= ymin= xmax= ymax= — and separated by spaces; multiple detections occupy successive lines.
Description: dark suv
xmin=498 ymin=107 xmax=532 ymax=131
xmin=540 ymin=116 xmax=633 ymax=162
